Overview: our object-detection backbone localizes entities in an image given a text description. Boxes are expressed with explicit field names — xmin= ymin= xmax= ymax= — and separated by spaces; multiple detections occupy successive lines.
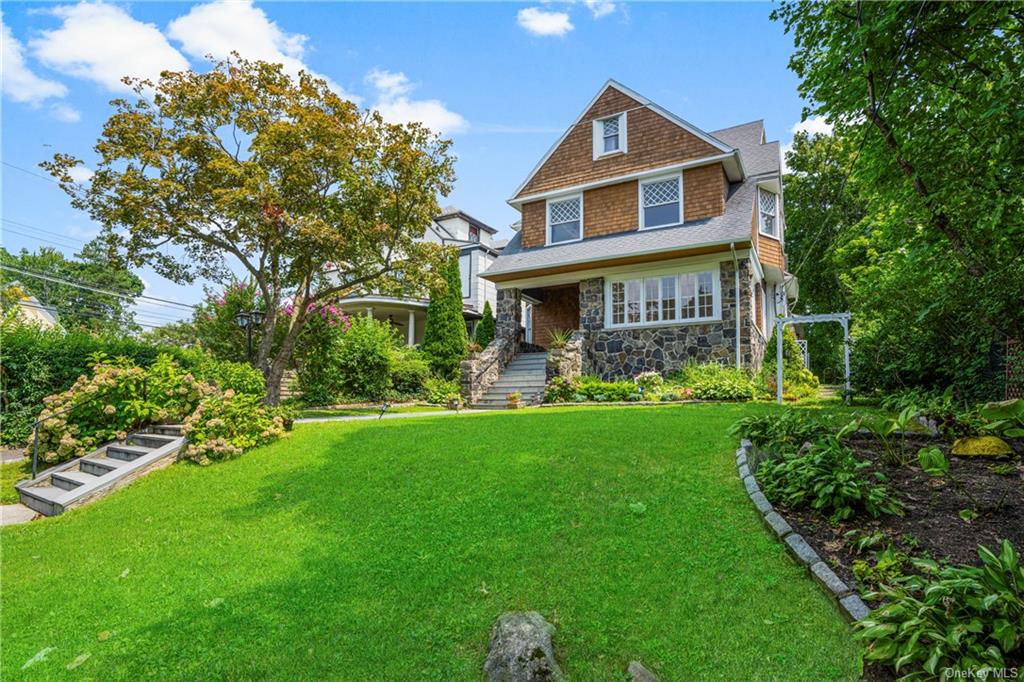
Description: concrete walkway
xmin=1 ymin=504 xmax=38 ymax=526
xmin=295 ymin=409 xmax=489 ymax=424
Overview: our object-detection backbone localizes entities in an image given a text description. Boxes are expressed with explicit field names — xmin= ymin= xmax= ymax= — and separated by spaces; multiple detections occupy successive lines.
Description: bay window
xmin=606 ymin=266 xmax=719 ymax=328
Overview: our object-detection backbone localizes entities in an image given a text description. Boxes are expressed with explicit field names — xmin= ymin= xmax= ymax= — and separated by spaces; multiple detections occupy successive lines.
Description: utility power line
xmin=0 ymin=263 xmax=197 ymax=310
xmin=2 ymin=218 xmax=91 ymax=244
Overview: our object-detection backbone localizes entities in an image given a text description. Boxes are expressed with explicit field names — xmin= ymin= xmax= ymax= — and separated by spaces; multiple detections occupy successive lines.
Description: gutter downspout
xmin=730 ymin=242 xmax=741 ymax=369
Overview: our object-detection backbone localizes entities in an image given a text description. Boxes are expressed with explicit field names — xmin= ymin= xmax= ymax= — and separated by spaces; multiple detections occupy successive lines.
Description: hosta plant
xmin=855 ymin=541 xmax=1024 ymax=680
xmin=757 ymin=435 xmax=903 ymax=524
xmin=729 ymin=409 xmax=831 ymax=455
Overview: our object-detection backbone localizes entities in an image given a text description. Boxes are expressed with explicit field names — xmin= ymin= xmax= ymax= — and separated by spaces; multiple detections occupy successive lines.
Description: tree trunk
xmin=262 ymin=302 xmax=310 ymax=405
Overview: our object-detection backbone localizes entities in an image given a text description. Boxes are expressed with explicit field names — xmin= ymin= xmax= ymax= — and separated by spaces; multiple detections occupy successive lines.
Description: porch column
xmin=495 ymin=287 xmax=522 ymax=342
xmin=407 ymin=310 xmax=416 ymax=346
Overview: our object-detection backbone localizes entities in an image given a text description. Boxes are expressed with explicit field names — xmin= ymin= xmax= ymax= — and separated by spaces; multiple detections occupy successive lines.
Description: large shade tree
xmin=45 ymin=56 xmax=454 ymax=403
xmin=774 ymin=1 xmax=1024 ymax=398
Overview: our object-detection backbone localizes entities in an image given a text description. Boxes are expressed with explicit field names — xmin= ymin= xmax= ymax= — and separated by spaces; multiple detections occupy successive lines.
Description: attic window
xmin=594 ymin=113 xmax=626 ymax=158
xmin=469 ymin=225 xmax=480 ymax=242
xmin=758 ymin=188 xmax=778 ymax=237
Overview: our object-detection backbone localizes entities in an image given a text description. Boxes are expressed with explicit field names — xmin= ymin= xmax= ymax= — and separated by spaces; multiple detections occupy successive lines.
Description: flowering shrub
xmin=634 ymin=371 xmax=665 ymax=393
xmin=182 ymin=390 xmax=284 ymax=465
xmin=34 ymin=355 xmax=215 ymax=464
xmin=544 ymin=376 xmax=576 ymax=403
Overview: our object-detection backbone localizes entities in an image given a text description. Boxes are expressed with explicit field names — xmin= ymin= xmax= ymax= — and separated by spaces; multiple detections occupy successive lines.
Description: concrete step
xmin=81 ymin=456 xmax=130 ymax=476
xmin=18 ymin=485 xmax=69 ymax=516
xmin=497 ymin=371 xmax=546 ymax=379
xmin=107 ymin=444 xmax=153 ymax=461
xmin=129 ymin=433 xmax=177 ymax=449
xmin=51 ymin=469 xmax=100 ymax=491
xmin=149 ymin=424 xmax=184 ymax=437
xmin=507 ymin=360 xmax=547 ymax=368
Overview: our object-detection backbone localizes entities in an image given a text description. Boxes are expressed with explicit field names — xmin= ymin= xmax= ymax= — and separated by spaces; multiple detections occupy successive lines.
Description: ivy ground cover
xmin=2 ymin=404 xmax=863 ymax=680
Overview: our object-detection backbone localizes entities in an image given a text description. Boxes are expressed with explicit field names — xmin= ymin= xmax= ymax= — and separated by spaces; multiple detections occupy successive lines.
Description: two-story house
xmin=337 ymin=206 xmax=503 ymax=344
xmin=481 ymin=80 xmax=796 ymax=379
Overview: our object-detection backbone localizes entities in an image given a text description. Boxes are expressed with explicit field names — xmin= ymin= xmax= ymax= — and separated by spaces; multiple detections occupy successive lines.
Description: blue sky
xmin=1 ymin=1 xmax=821 ymax=326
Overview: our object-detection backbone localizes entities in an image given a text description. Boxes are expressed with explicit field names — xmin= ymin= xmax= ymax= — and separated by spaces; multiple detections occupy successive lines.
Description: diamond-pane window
xmin=641 ymin=177 xmax=681 ymax=228
xmin=759 ymin=189 xmax=777 ymax=236
xmin=548 ymin=197 xmax=581 ymax=243
xmin=601 ymin=115 xmax=621 ymax=153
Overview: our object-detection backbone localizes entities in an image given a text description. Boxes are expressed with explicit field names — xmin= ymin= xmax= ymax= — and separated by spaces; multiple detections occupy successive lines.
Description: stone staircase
xmin=17 ymin=425 xmax=187 ymax=516
xmin=472 ymin=352 xmax=548 ymax=409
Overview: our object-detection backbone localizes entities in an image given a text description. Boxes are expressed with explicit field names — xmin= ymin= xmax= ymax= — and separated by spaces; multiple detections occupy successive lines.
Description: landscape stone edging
xmin=538 ymin=400 xmax=703 ymax=408
xmin=735 ymin=438 xmax=870 ymax=623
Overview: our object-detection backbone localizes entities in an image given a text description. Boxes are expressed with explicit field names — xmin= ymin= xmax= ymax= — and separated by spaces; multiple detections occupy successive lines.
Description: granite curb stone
xmin=735 ymin=440 xmax=868 ymax=626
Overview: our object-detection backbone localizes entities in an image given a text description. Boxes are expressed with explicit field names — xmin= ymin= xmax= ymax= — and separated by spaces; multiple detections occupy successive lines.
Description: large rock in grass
xmin=628 ymin=660 xmax=659 ymax=681
xmin=951 ymin=436 xmax=1013 ymax=458
xmin=484 ymin=612 xmax=563 ymax=682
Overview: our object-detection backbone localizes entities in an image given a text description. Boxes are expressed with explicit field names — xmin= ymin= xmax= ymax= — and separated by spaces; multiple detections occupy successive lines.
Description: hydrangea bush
xmin=182 ymin=390 xmax=284 ymax=465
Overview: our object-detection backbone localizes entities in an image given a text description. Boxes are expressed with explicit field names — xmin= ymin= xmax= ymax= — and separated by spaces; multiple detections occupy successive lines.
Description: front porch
xmin=337 ymin=297 xmax=428 ymax=346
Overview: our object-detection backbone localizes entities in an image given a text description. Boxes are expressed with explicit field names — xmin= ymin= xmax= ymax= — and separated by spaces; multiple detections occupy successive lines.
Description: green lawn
xmin=296 ymin=404 xmax=445 ymax=419
xmin=1 ymin=458 xmax=32 ymax=505
xmin=2 ymin=404 xmax=864 ymax=680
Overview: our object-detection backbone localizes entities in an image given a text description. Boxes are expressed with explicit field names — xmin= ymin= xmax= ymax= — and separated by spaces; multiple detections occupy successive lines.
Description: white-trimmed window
xmin=640 ymin=175 xmax=682 ymax=229
xmin=593 ymin=113 xmax=626 ymax=158
xmin=758 ymin=188 xmax=778 ymax=237
xmin=547 ymin=195 xmax=582 ymax=244
xmin=606 ymin=266 xmax=719 ymax=329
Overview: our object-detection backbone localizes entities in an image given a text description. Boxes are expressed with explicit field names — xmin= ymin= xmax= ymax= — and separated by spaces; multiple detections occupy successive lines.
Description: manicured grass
xmin=2 ymin=404 xmax=864 ymax=680
xmin=296 ymin=404 xmax=445 ymax=419
xmin=0 ymin=458 xmax=31 ymax=505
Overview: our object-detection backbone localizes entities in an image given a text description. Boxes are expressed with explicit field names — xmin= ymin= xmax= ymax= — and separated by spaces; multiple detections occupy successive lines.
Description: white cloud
xmin=517 ymin=7 xmax=573 ymax=37
xmin=782 ymin=116 xmax=834 ymax=173
xmin=167 ymin=0 xmax=359 ymax=103
xmin=67 ymin=165 xmax=94 ymax=182
xmin=49 ymin=102 xmax=81 ymax=122
xmin=366 ymin=69 xmax=467 ymax=135
xmin=583 ymin=0 xmax=617 ymax=19
xmin=1 ymin=14 xmax=68 ymax=104
xmin=31 ymin=2 xmax=189 ymax=93
xmin=791 ymin=116 xmax=834 ymax=137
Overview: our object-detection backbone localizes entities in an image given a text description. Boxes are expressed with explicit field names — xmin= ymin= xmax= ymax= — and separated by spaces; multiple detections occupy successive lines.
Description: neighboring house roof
xmin=436 ymin=205 xmax=499 ymax=234
xmin=484 ymin=181 xmax=758 ymax=280
xmin=6 ymin=284 xmax=61 ymax=329
xmin=509 ymin=79 xmax=740 ymax=202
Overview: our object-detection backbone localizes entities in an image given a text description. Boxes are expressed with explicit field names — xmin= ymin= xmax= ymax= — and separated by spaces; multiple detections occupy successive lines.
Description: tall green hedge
xmin=0 ymin=323 xmax=262 ymax=445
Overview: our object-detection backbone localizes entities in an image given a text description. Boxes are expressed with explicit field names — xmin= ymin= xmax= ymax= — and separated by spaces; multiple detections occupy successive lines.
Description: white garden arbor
xmin=774 ymin=313 xmax=852 ymax=404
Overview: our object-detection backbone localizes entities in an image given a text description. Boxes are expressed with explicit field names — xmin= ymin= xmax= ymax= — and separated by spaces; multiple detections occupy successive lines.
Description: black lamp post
xmin=234 ymin=309 xmax=265 ymax=364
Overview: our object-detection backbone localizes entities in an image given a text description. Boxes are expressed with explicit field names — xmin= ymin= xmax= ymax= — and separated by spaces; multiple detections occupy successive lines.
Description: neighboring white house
xmin=336 ymin=206 xmax=505 ymax=345
xmin=3 ymin=282 xmax=61 ymax=330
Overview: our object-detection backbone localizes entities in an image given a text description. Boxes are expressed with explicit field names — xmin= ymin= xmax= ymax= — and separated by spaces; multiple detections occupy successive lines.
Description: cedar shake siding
xmin=519 ymin=165 xmax=728 ymax=248
xmin=516 ymin=88 xmax=722 ymax=198
xmin=683 ymin=164 xmax=727 ymax=221
xmin=584 ymin=181 xmax=638 ymax=238
xmin=751 ymin=199 xmax=785 ymax=269
xmin=529 ymin=283 xmax=580 ymax=348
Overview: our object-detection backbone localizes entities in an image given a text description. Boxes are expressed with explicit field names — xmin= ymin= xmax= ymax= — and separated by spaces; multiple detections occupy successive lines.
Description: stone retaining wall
xmin=460 ymin=336 xmax=516 ymax=405
xmin=546 ymin=331 xmax=585 ymax=381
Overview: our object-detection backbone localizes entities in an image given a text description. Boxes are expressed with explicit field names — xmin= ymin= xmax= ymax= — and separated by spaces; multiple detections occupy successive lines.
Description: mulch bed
xmin=763 ymin=434 xmax=1023 ymax=681
xmin=775 ymin=434 xmax=1024 ymax=594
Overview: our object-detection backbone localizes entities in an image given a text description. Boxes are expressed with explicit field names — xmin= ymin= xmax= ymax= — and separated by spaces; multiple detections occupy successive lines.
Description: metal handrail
xmin=28 ymin=377 xmax=147 ymax=479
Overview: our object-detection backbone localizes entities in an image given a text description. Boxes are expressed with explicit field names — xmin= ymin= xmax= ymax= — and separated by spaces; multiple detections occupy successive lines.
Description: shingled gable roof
xmin=508 ymin=79 xmax=739 ymax=203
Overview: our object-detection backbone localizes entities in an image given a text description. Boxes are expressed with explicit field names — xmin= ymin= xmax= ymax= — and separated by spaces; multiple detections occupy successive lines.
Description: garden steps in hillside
xmin=16 ymin=425 xmax=186 ymax=517
xmin=472 ymin=352 xmax=548 ymax=409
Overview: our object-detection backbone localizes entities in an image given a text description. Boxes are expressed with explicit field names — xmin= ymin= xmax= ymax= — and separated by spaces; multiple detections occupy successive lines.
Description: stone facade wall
xmin=581 ymin=258 xmax=761 ymax=380
xmin=495 ymin=287 xmax=522 ymax=341
xmin=546 ymin=331 xmax=585 ymax=381
xmin=460 ymin=336 xmax=516 ymax=405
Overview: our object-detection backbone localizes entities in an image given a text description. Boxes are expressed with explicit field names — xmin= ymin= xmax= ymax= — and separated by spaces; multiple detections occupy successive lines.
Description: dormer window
xmin=593 ymin=113 xmax=627 ymax=158
xmin=468 ymin=225 xmax=480 ymax=243
xmin=758 ymin=188 xmax=778 ymax=237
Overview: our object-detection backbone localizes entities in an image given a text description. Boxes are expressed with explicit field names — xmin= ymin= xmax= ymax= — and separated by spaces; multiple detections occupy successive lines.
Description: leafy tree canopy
xmin=0 ymin=243 xmax=143 ymax=332
xmin=44 ymin=55 xmax=455 ymax=402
